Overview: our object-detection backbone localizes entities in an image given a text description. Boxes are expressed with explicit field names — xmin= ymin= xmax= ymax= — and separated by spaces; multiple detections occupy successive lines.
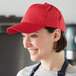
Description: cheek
xmin=40 ymin=37 xmax=54 ymax=51
xmin=32 ymin=38 xmax=48 ymax=49
xmin=31 ymin=39 xmax=41 ymax=47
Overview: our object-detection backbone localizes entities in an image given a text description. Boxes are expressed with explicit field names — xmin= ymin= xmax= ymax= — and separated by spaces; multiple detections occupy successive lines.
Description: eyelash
xmin=30 ymin=35 xmax=37 ymax=38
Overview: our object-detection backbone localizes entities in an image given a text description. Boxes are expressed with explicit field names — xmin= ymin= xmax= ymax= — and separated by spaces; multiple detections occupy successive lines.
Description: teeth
xmin=29 ymin=49 xmax=37 ymax=55
xmin=29 ymin=51 xmax=35 ymax=54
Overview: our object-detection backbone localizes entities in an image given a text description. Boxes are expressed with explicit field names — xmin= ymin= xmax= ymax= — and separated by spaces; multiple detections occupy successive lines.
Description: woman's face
xmin=22 ymin=28 xmax=57 ymax=61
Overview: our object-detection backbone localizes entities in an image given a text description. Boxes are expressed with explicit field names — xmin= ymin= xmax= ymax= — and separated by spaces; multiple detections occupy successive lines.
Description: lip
xmin=28 ymin=48 xmax=38 ymax=50
xmin=28 ymin=49 xmax=38 ymax=51
xmin=28 ymin=49 xmax=38 ymax=55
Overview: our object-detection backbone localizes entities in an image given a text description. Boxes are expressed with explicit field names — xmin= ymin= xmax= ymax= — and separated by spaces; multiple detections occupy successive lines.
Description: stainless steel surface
xmin=66 ymin=50 xmax=76 ymax=60
xmin=65 ymin=24 xmax=76 ymax=60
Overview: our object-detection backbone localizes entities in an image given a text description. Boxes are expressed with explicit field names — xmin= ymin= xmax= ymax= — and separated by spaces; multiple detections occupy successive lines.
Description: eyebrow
xmin=29 ymin=31 xmax=39 ymax=34
xmin=34 ymin=31 xmax=38 ymax=33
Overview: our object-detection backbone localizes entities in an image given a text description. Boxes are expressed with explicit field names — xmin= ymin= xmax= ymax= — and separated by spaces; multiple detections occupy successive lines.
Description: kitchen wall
xmin=0 ymin=33 xmax=38 ymax=76
xmin=0 ymin=0 xmax=76 ymax=23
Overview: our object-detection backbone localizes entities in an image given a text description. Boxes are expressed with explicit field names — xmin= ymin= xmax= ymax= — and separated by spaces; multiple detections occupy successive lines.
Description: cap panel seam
xmin=42 ymin=5 xmax=52 ymax=26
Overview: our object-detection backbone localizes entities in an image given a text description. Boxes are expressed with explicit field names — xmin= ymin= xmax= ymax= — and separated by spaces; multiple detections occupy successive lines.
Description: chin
xmin=30 ymin=55 xmax=40 ymax=61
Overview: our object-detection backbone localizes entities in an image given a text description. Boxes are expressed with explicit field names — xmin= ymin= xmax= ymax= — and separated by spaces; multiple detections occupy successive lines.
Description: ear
xmin=53 ymin=29 xmax=61 ymax=42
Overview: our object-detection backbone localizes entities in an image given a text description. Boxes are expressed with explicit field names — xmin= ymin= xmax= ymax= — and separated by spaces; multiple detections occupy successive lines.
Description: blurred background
xmin=0 ymin=0 xmax=76 ymax=76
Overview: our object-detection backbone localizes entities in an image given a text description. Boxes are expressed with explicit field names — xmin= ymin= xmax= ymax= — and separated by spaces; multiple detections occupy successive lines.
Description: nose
xmin=23 ymin=36 xmax=32 ymax=48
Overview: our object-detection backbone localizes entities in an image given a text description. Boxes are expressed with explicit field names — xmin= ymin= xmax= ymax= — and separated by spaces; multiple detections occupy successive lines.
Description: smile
xmin=28 ymin=49 xmax=38 ymax=55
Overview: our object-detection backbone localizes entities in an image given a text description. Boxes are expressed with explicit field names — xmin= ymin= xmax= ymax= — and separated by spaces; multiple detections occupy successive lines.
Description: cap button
xmin=44 ymin=3 xmax=48 ymax=4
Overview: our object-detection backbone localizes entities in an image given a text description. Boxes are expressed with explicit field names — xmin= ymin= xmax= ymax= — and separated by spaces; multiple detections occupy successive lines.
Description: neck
xmin=40 ymin=51 xmax=65 ymax=71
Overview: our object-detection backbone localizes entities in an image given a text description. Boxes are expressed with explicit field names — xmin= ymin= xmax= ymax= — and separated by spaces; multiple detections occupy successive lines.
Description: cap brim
xmin=7 ymin=22 xmax=45 ymax=34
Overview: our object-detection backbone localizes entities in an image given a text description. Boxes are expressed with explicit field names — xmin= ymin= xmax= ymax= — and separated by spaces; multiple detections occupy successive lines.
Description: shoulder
xmin=66 ymin=65 xmax=76 ymax=76
xmin=16 ymin=63 xmax=39 ymax=76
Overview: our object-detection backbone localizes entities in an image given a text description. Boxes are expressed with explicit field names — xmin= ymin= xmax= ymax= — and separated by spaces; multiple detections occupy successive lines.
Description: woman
xmin=7 ymin=3 xmax=76 ymax=76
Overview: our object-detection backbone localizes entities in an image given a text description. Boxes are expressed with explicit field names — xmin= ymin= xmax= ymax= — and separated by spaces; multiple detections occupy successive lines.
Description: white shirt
xmin=17 ymin=63 xmax=76 ymax=76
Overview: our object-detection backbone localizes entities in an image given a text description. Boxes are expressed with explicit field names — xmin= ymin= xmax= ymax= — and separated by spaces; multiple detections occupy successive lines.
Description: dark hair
xmin=44 ymin=27 xmax=67 ymax=52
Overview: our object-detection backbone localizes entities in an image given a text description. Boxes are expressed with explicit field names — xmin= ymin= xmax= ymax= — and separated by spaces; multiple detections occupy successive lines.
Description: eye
xmin=30 ymin=34 xmax=37 ymax=38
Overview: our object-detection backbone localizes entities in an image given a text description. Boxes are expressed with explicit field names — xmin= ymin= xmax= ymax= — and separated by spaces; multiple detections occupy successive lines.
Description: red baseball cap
xmin=7 ymin=3 xmax=65 ymax=34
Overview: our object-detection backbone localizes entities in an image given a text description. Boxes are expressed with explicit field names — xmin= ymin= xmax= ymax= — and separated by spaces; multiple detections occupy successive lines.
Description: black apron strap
xmin=29 ymin=63 xmax=41 ymax=76
xmin=29 ymin=59 xmax=69 ymax=76
xmin=58 ymin=58 xmax=69 ymax=76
